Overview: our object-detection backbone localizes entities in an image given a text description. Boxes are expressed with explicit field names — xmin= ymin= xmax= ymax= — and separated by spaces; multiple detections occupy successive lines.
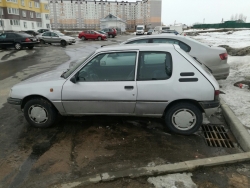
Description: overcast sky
xmin=114 ymin=0 xmax=250 ymax=26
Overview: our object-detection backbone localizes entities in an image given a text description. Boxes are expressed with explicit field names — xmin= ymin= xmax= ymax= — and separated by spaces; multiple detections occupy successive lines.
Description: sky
xmin=112 ymin=0 xmax=250 ymax=26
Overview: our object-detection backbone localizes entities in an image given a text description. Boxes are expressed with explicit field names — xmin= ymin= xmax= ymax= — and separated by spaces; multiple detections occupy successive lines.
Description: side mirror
xmin=70 ymin=75 xmax=77 ymax=83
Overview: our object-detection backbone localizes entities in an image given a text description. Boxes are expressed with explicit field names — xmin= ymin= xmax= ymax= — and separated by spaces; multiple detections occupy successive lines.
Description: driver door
xmin=62 ymin=51 xmax=138 ymax=115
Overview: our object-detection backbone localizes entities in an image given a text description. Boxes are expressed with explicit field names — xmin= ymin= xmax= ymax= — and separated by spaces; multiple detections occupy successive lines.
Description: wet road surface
xmin=0 ymin=36 xmax=245 ymax=188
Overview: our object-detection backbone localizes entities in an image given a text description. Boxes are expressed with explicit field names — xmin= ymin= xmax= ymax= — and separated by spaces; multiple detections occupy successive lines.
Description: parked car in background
xmin=23 ymin=30 xmax=40 ymax=37
xmin=37 ymin=29 xmax=50 ymax=34
xmin=147 ymin=29 xmax=157 ymax=35
xmin=37 ymin=31 xmax=75 ymax=46
xmin=154 ymin=26 xmax=170 ymax=34
xmin=97 ymin=31 xmax=108 ymax=36
xmin=0 ymin=32 xmax=38 ymax=50
xmin=162 ymin=30 xmax=179 ymax=35
xmin=8 ymin=44 xmax=220 ymax=135
xmin=101 ymin=28 xmax=117 ymax=38
xmin=136 ymin=25 xmax=145 ymax=35
xmin=78 ymin=30 xmax=107 ymax=41
xmin=121 ymin=34 xmax=229 ymax=80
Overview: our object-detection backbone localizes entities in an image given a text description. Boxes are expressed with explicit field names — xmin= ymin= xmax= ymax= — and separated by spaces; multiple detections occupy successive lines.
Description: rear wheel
xmin=165 ymin=102 xmax=203 ymax=135
xmin=14 ymin=43 xmax=22 ymax=50
xmin=40 ymin=40 xmax=45 ymax=44
xmin=81 ymin=36 xmax=85 ymax=41
xmin=97 ymin=36 xmax=102 ymax=41
xmin=61 ymin=40 xmax=67 ymax=47
xmin=28 ymin=45 xmax=34 ymax=49
xmin=23 ymin=98 xmax=58 ymax=128
xmin=109 ymin=34 xmax=112 ymax=38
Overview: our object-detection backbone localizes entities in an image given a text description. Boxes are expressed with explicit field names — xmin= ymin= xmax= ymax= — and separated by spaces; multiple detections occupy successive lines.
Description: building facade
xmin=49 ymin=0 xmax=162 ymax=30
xmin=0 ymin=0 xmax=50 ymax=32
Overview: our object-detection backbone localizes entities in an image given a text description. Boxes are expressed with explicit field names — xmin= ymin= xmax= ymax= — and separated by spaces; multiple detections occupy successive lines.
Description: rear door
xmin=5 ymin=33 xmax=17 ymax=47
xmin=41 ymin=32 xmax=51 ymax=42
xmin=51 ymin=32 xmax=60 ymax=43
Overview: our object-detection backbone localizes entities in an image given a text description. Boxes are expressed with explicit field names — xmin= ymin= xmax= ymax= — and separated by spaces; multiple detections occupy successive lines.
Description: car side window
xmin=42 ymin=32 xmax=51 ymax=36
xmin=152 ymin=38 xmax=191 ymax=52
xmin=137 ymin=51 xmax=172 ymax=81
xmin=126 ymin=39 xmax=149 ymax=44
xmin=77 ymin=52 xmax=137 ymax=82
xmin=51 ymin=32 xmax=58 ymax=37
xmin=6 ymin=33 xmax=16 ymax=38
xmin=0 ymin=34 xmax=7 ymax=39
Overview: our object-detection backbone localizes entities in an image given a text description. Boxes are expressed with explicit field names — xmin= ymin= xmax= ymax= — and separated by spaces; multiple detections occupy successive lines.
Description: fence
xmin=193 ymin=22 xmax=250 ymax=29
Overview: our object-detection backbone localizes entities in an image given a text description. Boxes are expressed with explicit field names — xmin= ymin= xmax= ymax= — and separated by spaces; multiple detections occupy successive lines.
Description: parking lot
xmin=0 ymin=34 xmax=249 ymax=188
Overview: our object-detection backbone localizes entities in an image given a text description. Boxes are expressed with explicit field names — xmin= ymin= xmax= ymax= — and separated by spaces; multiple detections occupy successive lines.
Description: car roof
xmin=125 ymin=34 xmax=185 ymax=42
xmin=96 ymin=43 xmax=179 ymax=53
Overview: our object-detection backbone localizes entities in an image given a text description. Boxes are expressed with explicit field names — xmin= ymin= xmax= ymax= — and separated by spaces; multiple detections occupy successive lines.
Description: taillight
xmin=219 ymin=53 xmax=228 ymax=60
xmin=214 ymin=90 xmax=220 ymax=100
xmin=25 ymin=38 xmax=31 ymax=42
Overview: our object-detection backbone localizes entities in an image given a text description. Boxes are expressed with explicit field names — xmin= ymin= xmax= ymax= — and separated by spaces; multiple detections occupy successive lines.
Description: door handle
xmin=124 ymin=86 xmax=134 ymax=90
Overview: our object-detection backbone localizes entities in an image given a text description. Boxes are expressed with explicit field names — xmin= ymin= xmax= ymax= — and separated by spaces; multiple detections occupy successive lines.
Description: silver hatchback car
xmin=8 ymin=44 xmax=220 ymax=135
xmin=121 ymin=34 xmax=230 ymax=80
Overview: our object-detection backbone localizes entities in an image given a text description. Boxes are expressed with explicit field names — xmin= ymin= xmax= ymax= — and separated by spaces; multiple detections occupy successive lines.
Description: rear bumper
xmin=199 ymin=100 xmax=220 ymax=117
xmin=210 ymin=63 xmax=230 ymax=80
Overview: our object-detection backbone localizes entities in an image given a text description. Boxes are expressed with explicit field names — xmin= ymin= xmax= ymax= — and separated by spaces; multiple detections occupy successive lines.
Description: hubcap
xmin=15 ymin=43 xmax=21 ymax=49
xmin=172 ymin=109 xmax=196 ymax=130
xmin=28 ymin=105 xmax=48 ymax=124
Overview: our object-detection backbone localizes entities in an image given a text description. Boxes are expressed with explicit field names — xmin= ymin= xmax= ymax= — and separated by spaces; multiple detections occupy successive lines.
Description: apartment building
xmin=0 ymin=0 xmax=50 ymax=32
xmin=49 ymin=0 xmax=162 ymax=30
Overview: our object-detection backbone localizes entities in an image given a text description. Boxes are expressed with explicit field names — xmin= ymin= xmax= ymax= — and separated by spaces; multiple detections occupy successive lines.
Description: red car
xmin=78 ymin=30 xmax=107 ymax=41
xmin=102 ymin=28 xmax=117 ymax=38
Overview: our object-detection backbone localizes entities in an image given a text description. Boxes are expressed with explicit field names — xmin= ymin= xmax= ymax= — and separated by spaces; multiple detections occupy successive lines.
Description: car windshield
xmin=137 ymin=27 xmax=143 ymax=30
xmin=148 ymin=29 xmax=153 ymax=32
xmin=63 ymin=51 xmax=95 ymax=78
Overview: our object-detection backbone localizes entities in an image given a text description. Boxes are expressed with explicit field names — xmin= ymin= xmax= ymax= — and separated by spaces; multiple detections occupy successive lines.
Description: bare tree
xmin=230 ymin=15 xmax=234 ymax=20
xmin=234 ymin=14 xmax=238 ymax=20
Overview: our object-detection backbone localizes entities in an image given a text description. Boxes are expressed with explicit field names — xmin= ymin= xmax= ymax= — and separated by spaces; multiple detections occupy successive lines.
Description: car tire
xmin=23 ymin=98 xmax=58 ymax=128
xmin=165 ymin=102 xmax=203 ymax=135
xmin=28 ymin=46 xmax=34 ymax=49
xmin=14 ymin=43 xmax=22 ymax=50
xmin=112 ymin=35 xmax=115 ymax=38
xmin=61 ymin=40 xmax=67 ymax=47
xmin=109 ymin=34 xmax=112 ymax=38
xmin=81 ymin=36 xmax=85 ymax=41
xmin=97 ymin=36 xmax=102 ymax=41
xmin=40 ymin=40 xmax=45 ymax=44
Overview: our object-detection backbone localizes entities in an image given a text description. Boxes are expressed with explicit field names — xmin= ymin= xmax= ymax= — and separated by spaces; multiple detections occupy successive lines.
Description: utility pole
xmin=0 ymin=8 xmax=5 ymax=33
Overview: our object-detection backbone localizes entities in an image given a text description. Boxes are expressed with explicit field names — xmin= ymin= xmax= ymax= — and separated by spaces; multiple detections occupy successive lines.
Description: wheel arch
xmin=21 ymin=95 xmax=58 ymax=112
xmin=163 ymin=99 xmax=204 ymax=117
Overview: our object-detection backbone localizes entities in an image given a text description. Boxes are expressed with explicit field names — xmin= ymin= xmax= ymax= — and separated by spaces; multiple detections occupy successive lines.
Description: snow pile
xmin=193 ymin=30 xmax=250 ymax=48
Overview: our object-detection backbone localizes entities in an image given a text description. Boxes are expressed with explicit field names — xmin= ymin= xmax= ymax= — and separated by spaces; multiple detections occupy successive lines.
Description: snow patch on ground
xmin=147 ymin=173 xmax=197 ymax=188
xmin=192 ymin=30 xmax=250 ymax=48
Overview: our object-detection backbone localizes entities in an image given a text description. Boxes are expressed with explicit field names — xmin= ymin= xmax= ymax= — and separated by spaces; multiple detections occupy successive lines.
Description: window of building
xmin=22 ymin=10 xmax=26 ymax=17
xmin=36 ymin=13 xmax=41 ymax=18
xmin=0 ymin=20 xmax=4 ymax=27
xmin=30 ymin=12 xmax=33 ymax=18
xmin=10 ymin=19 xmax=20 ymax=26
xmin=0 ymin=8 xmax=3 ymax=16
xmin=29 ymin=1 xmax=32 ymax=8
xmin=37 ymin=22 xmax=42 ymax=27
xmin=6 ymin=0 xmax=18 ymax=3
xmin=24 ymin=22 xmax=27 ymax=28
xmin=7 ymin=8 xmax=19 ymax=15
xmin=45 ymin=14 xmax=49 ymax=20
xmin=46 ymin=24 xmax=50 ymax=29
xmin=44 ymin=4 xmax=49 ymax=10
xmin=32 ymin=22 xmax=34 ymax=29
xmin=35 ymin=2 xmax=40 ymax=8
xmin=21 ymin=0 xmax=25 ymax=6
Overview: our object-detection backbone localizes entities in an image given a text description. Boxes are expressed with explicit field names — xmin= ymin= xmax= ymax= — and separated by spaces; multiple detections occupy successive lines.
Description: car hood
xmin=16 ymin=69 xmax=66 ymax=86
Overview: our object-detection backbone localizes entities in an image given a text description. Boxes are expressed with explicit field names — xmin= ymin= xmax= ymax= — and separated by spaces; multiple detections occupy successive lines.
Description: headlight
xmin=9 ymin=89 xmax=12 ymax=97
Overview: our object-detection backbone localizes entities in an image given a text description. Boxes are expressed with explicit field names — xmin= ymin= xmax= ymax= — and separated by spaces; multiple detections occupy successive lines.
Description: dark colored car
xmin=147 ymin=29 xmax=154 ymax=35
xmin=161 ymin=30 xmax=179 ymax=35
xmin=0 ymin=32 xmax=39 ymax=50
xmin=97 ymin=31 xmax=108 ymax=36
xmin=78 ymin=30 xmax=107 ymax=41
xmin=37 ymin=29 xmax=50 ymax=34
xmin=102 ymin=28 xmax=117 ymax=38
xmin=23 ymin=30 xmax=39 ymax=36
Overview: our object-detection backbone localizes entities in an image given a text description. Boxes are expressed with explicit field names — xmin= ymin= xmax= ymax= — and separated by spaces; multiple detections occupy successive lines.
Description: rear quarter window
xmin=126 ymin=39 xmax=149 ymax=44
xmin=152 ymin=38 xmax=191 ymax=52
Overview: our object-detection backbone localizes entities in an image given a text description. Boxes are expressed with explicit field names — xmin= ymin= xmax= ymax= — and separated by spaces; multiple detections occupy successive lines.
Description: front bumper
xmin=7 ymin=98 xmax=22 ymax=110
xmin=199 ymin=100 xmax=220 ymax=117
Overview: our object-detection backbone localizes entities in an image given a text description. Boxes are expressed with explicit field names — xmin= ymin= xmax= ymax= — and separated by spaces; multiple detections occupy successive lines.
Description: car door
xmin=5 ymin=33 xmax=17 ymax=47
xmin=135 ymin=51 xmax=173 ymax=116
xmin=41 ymin=32 xmax=51 ymax=42
xmin=51 ymin=32 xmax=60 ymax=43
xmin=89 ymin=31 xmax=96 ymax=39
xmin=62 ymin=51 xmax=138 ymax=115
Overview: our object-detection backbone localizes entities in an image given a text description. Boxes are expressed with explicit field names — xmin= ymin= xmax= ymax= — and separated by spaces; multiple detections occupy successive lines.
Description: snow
xmin=192 ymin=30 xmax=250 ymax=48
xmin=191 ymin=30 xmax=250 ymax=134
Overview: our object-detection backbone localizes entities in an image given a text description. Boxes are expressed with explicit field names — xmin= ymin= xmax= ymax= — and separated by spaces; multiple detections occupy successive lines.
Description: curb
xmin=53 ymin=152 xmax=250 ymax=188
xmin=220 ymin=99 xmax=250 ymax=152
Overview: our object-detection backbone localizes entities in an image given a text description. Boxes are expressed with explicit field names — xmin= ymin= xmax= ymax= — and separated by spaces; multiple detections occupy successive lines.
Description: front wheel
xmin=24 ymin=98 xmax=58 ymax=128
xmin=109 ymin=34 xmax=113 ymax=38
xmin=28 ymin=45 xmax=34 ymax=49
xmin=165 ymin=102 xmax=203 ymax=135
xmin=61 ymin=40 xmax=67 ymax=47
xmin=97 ymin=36 xmax=102 ymax=41
xmin=81 ymin=36 xmax=85 ymax=41
xmin=14 ymin=43 xmax=22 ymax=50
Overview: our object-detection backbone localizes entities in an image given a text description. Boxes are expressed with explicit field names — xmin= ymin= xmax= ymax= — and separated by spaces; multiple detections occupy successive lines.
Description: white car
xmin=8 ymin=44 xmax=220 ymax=135
xmin=121 ymin=34 xmax=230 ymax=80
xmin=37 ymin=31 xmax=76 ymax=46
